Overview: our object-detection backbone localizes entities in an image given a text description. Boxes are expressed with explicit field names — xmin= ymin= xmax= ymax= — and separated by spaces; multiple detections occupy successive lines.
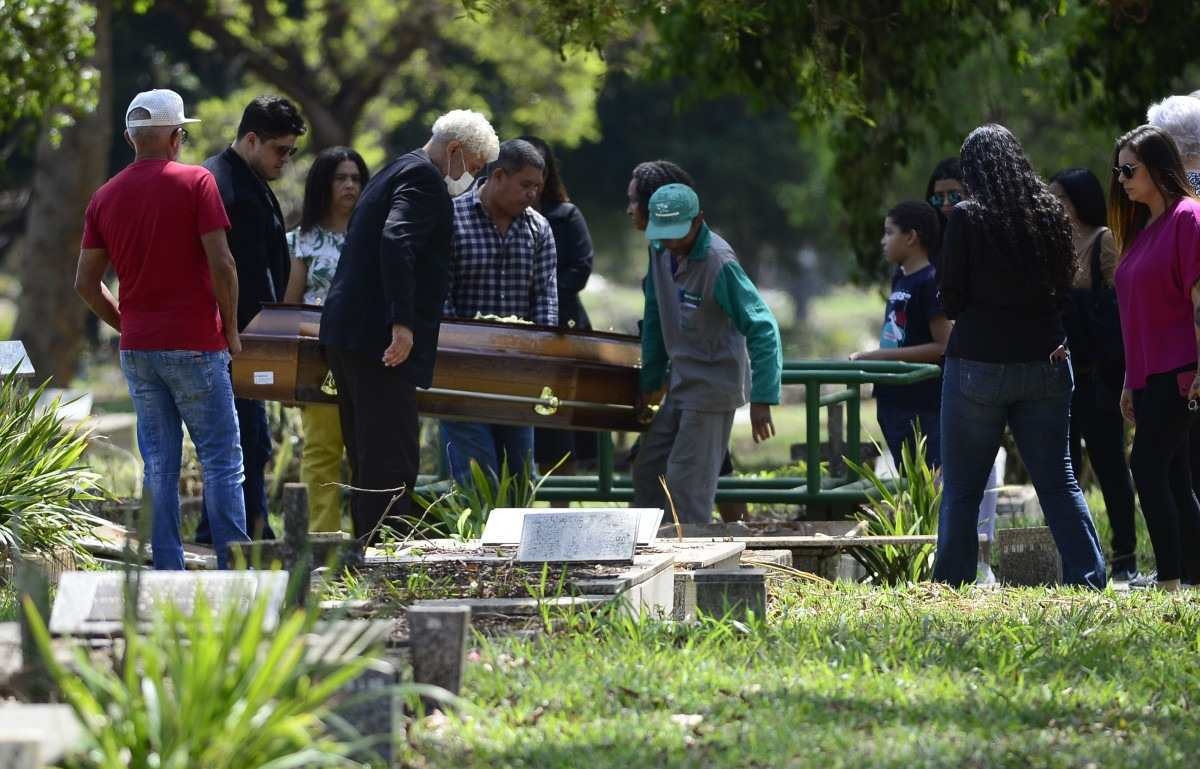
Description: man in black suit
xmin=200 ymin=95 xmax=306 ymax=542
xmin=320 ymin=109 xmax=499 ymax=542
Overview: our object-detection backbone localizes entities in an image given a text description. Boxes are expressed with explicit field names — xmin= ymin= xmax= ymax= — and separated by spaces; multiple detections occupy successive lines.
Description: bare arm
xmin=283 ymin=257 xmax=308 ymax=304
xmin=200 ymin=229 xmax=242 ymax=354
xmin=852 ymin=315 xmax=952 ymax=363
xmin=74 ymin=248 xmax=121 ymax=332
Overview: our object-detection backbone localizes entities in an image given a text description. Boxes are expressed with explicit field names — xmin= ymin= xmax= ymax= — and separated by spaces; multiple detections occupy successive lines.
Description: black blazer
xmin=543 ymin=201 xmax=594 ymax=330
xmin=203 ymin=147 xmax=289 ymax=332
xmin=320 ymin=150 xmax=453 ymax=388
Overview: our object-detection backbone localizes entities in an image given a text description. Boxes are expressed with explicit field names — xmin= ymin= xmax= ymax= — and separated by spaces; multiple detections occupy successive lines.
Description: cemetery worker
xmin=1109 ymin=124 xmax=1200 ymax=591
xmin=320 ymin=109 xmax=499 ymax=543
xmin=75 ymin=89 xmax=250 ymax=569
xmin=931 ymin=124 xmax=1106 ymax=589
xmin=282 ymin=146 xmax=371 ymax=533
xmin=197 ymin=95 xmax=306 ymax=543
xmin=631 ymin=183 xmax=782 ymax=524
xmin=518 ymin=135 xmax=599 ymax=476
xmin=438 ymin=139 xmax=559 ymax=485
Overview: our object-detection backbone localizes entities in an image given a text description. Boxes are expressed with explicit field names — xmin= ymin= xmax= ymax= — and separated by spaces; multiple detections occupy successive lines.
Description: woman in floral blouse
xmin=284 ymin=146 xmax=369 ymax=532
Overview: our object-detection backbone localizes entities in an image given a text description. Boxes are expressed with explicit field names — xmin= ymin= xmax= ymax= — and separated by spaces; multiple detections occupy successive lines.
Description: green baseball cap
xmin=645 ymin=183 xmax=700 ymax=241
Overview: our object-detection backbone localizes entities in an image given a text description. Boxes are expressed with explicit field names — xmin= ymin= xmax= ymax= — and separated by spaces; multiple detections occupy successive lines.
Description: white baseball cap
xmin=125 ymin=89 xmax=200 ymax=128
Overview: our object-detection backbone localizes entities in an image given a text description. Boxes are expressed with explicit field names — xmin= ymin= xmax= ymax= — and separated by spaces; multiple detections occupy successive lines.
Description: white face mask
xmin=443 ymin=147 xmax=474 ymax=196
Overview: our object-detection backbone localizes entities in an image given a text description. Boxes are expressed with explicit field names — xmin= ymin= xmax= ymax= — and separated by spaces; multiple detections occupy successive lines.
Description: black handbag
xmin=1066 ymin=232 xmax=1123 ymax=368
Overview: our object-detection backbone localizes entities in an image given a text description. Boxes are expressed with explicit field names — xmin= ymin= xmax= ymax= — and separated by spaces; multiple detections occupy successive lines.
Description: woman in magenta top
xmin=1111 ymin=124 xmax=1200 ymax=591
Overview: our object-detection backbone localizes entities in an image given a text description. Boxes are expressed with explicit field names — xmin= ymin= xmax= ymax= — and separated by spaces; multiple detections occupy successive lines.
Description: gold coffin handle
xmin=534 ymin=386 xmax=560 ymax=416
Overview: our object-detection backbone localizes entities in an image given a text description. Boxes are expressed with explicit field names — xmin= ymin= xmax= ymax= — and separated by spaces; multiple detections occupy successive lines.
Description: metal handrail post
xmin=805 ymin=377 xmax=821 ymax=494
xmin=846 ymin=384 xmax=861 ymax=482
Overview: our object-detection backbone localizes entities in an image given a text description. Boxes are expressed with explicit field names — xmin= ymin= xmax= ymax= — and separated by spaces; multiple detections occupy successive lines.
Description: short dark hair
xmin=489 ymin=139 xmax=545 ymax=177
xmin=236 ymin=95 xmax=306 ymax=141
xmin=1049 ymin=167 xmax=1108 ymax=229
xmin=886 ymin=201 xmax=941 ymax=253
xmin=517 ymin=134 xmax=569 ymax=207
xmin=300 ymin=147 xmax=369 ymax=233
xmin=631 ymin=160 xmax=695 ymax=218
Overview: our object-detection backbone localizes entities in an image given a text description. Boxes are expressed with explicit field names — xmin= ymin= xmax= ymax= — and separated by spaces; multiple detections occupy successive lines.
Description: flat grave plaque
xmin=50 ymin=571 xmax=289 ymax=635
xmin=485 ymin=507 xmax=662 ymax=546
xmin=516 ymin=509 xmax=639 ymax=563
xmin=0 ymin=341 xmax=34 ymax=378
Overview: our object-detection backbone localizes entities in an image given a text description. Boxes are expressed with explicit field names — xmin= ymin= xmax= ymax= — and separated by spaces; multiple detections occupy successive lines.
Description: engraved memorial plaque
xmin=516 ymin=510 xmax=639 ymax=563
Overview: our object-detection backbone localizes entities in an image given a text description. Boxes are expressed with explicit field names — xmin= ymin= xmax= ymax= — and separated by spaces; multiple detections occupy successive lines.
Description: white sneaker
xmin=976 ymin=562 xmax=997 ymax=585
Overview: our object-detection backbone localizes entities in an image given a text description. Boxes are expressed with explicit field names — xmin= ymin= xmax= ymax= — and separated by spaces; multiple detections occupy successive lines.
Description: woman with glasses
xmin=932 ymin=124 xmax=1106 ymax=588
xmin=923 ymin=154 xmax=1004 ymax=584
xmin=1049 ymin=168 xmax=1140 ymax=582
xmin=926 ymin=157 xmax=966 ymax=238
xmin=1110 ymin=124 xmax=1200 ymax=590
xmin=282 ymin=146 xmax=369 ymax=532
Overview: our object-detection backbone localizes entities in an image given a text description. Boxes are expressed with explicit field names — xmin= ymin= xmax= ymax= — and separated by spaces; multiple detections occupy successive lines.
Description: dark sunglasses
xmin=928 ymin=190 xmax=964 ymax=207
xmin=174 ymin=127 xmax=190 ymax=145
xmin=269 ymin=141 xmax=299 ymax=158
xmin=1112 ymin=162 xmax=1141 ymax=180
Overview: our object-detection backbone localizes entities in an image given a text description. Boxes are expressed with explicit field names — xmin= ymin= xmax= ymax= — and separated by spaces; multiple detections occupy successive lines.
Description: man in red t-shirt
xmin=75 ymin=88 xmax=250 ymax=569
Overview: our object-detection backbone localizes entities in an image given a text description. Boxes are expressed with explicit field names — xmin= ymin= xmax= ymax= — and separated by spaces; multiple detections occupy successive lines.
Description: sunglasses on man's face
xmin=174 ymin=127 xmax=189 ymax=145
xmin=1112 ymin=162 xmax=1141 ymax=180
xmin=268 ymin=141 xmax=298 ymax=158
xmin=928 ymin=190 xmax=964 ymax=208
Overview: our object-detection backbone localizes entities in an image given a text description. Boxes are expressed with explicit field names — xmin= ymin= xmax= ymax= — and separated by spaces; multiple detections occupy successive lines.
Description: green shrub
xmin=25 ymin=587 xmax=376 ymax=768
xmin=410 ymin=455 xmax=564 ymax=541
xmin=0 ymin=371 xmax=106 ymax=559
xmin=845 ymin=427 xmax=940 ymax=585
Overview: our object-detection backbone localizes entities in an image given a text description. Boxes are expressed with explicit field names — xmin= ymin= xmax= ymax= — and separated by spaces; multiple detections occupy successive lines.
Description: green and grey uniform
xmin=633 ymin=223 xmax=782 ymax=523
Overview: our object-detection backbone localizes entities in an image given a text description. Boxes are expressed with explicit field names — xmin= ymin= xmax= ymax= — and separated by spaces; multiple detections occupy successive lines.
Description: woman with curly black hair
xmin=932 ymin=124 xmax=1106 ymax=588
xmin=1110 ymin=124 xmax=1200 ymax=591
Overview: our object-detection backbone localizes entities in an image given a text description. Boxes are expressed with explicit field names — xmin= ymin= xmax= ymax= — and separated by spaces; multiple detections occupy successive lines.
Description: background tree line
xmin=2 ymin=0 xmax=1199 ymax=383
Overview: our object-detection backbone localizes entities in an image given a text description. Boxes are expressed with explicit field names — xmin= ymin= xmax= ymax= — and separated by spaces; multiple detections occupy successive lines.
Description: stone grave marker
xmin=49 ymin=571 xmax=289 ymax=636
xmin=330 ymin=658 xmax=399 ymax=767
xmin=0 ymin=341 xmax=34 ymax=378
xmin=515 ymin=509 xmax=639 ymax=563
xmin=408 ymin=604 xmax=471 ymax=711
xmin=484 ymin=507 xmax=663 ymax=546
xmin=997 ymin=526 xmax=1062 ymax=586
xmin=693 ymin=569 xmax=767 ymax=621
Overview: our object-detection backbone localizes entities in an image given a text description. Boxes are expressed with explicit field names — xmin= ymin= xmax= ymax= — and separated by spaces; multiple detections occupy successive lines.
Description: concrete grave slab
xmin=50 ymin=571 xmax=289 ymax=636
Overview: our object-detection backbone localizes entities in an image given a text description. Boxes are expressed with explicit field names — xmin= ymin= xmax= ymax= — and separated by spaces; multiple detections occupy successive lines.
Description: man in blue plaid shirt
xmin=441 ymin=139 xmax=558 ymax=484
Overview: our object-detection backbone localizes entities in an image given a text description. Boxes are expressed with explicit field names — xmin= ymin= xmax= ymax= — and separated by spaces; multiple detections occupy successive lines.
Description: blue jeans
xmin=196 ymin=398 xmax=275 ymax=543
xmin=120 ymin=350 xmax=249 ymax=569
xmin=933 ymin=356 xmax=1106 ymax=588
xmin=439 ymin=421 xmax=534 ymax=486
xmin=876 ymin=402 xmax=941 ymax=470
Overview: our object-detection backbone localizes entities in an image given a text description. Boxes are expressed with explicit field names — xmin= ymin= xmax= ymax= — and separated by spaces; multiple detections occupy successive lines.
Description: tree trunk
xmin=14 ymin=0 xmax=114 ymax=384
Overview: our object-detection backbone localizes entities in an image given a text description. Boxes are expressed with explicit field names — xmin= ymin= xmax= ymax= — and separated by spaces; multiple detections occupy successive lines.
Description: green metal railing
xmin=533 ymin=360 xmax=941 ymax=505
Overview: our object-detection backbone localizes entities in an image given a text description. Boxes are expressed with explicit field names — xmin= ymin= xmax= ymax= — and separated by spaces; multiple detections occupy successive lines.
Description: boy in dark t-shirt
xmin=851 ymin=201 xmax=951 ymax=469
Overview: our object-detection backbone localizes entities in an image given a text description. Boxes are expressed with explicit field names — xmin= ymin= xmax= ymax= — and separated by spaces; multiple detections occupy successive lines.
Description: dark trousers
xmin=876 ymin=402 xmax=941 ymax=471
xmin=1068 ymin=370 xmax=1137 ymax=572
xmin=1129 ymin=368 xmax=1200 ymax=582
xmin=198 ymin=397 xmax=275 ymax=544
xmin=326 ymin=346 xmax=419 ymax=544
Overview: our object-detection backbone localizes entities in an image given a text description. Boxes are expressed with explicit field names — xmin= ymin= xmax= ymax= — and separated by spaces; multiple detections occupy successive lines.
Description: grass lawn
xmin=406 ymin=581 xmax=1200 ymax=768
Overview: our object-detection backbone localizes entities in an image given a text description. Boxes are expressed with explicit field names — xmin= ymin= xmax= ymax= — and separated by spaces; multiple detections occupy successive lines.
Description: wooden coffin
xmin=232 ymin=304 xmax=656 ymax=432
